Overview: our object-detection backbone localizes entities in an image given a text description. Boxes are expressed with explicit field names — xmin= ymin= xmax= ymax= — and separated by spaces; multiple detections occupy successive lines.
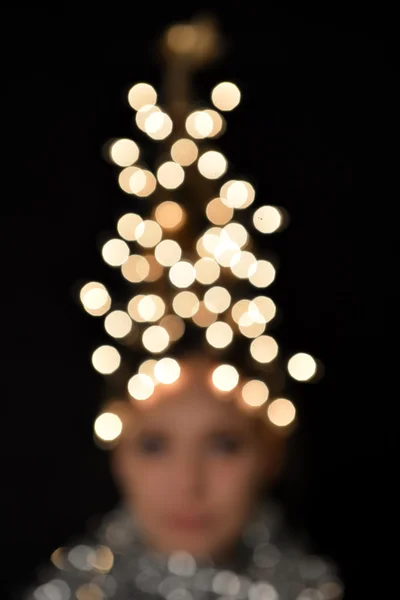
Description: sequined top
xmin=23 ymin=501 xmax=344 ymax=600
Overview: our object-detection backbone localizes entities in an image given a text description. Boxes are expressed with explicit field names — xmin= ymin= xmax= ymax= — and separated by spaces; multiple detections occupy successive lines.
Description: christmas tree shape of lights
xmin=78 ymin=16 xmax=321 ymax=445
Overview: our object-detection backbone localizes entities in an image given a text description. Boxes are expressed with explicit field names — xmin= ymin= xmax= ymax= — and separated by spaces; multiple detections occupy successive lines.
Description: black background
xmin=1 ymin=5 xmax=397 ymax=599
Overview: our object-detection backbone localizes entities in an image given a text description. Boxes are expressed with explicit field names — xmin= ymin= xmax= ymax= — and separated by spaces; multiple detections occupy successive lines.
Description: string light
xmin=78 ymin=17 xmax=322 ymax=441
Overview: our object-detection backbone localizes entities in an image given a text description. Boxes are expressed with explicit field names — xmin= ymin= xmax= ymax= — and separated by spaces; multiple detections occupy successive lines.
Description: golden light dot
xmin=128 ymin=373 xmax=155 ymax=400
xmin=109 ymin=138 xmax=139 ymax=167
xmin=101 ymin=239 xmax=130 ymax=267
xmin=212 ymin=364 xmax=239 ymax=392
xmin=104 ymin=310 xmax=132 ymax=338
xmin=155 ymin=200 xmax=185 ymax=230
xmin=249 ymin=260 xmax=276 ymax=288
xmin=250 ymin=335 xmax=279 ymax=363
xmin=127 ymin=294 xmax=146 ymax=322
xmin=139 ymin=359 xmax=159 ymax=385
xmin=287 ymin=352 xmax=317 ymax=381
xmin=94 ymin=412 xmax=123 ymax=441
xmin=172 ymin=291 xmax=199 ymax=318
xmin=154 ymin=357 xmax=181 ymax=384
xmin=135 ymin=220 xmax=163 ymax=248
xmin=128 ymin=83 xmax=157 ymax=110
xmin=92 ymin=545 xmax=114 ymax=573
xmin=248 ymin=296 xmax=276 ymax=324
xmin=121 ymin=254 xmax=150 ymax=283
xmin=76 ymin=583 xmax=104 ymax=600
xmin=80 ymin=282 xmax=111 ymax=316
xmin=142 ymin=325 xmax=170 ymax=352
xmin=166 ymin=24 xmax=197 ymax=54
xmin=91 ymin=345 xmax=121 ymax=374
xmin=238 ymin=317 xmax=266 ymax=338
xmin=128 ymin=168 xmax=147 ymax=194
xmin=253 ymin=205 xmax=283 ymax=234
xmin=211 ymin=82 xmax=241 ymax=112
xmin=241 ymin=380 xmax=269 ymax=407
xmin=160 ymin=314 xmax=185 ymax=341
xmin=138 ymin=294 xmax=165 ymax=322
xmin=204 ymin=286 xmax=231 ymax=313
xmin=191 ymin=301 xmax=218 ymax=327
xmin=202 ymin=227 xmax=223 ymax=254
xmin=136 ymin=104 xmax=161 ymax=132
xmin=171 ymin=138 xmax=198 ymax=166
xmin=145 ymin=111 xmax=173 ymax=140
xmin=155 ymin=239 xmax=182 ymax=267
xmin=194 ymin=257 xmax=220 ymax=284
xmin=214 ymin=239 xmax=241 ymax=268
xmin=185 ymin=110 xmax=214 ymax=139
xmin=50 ymin=547 xmax=67 ymax=570
xmin=231 ymin=299 xmax=251 ymax=324
xmin=132 ymin=170 xmax=157 ymax=197
xmin=118 ymin=166 xmax=140 ymax=194
xmin=230 ymin=251 xmax=257 ymax=279
xmin=223 ymin=222 xmax=248 ymax=248
xmin=204 ymin=109 xmax=225 ymax=137
xmin=220 ymin=180 xmax=255 ymax=209
xmin=206 ymin=197 xmax=233 ymax=225
xmin=205 ymin=321 xmax=233 ymax=348
xmin=117 ymin=213 xmax=143 ymax=241
xmin=267 ymin=398 xmax=296 ymax=427
xmin=143 ymin=254 xmax=164 ymax=281
xmin=157 ymin=161 xmax=185 ymax=189
xmin=197 ymin=150 xmax=227 ymax=179
xmin=169 ymin=261 xmax=196 ymax=288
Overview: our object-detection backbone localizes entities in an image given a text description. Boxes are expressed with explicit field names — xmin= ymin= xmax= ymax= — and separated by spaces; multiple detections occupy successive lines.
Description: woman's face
xmin=112 ymin=357 xmax=271 ymax=562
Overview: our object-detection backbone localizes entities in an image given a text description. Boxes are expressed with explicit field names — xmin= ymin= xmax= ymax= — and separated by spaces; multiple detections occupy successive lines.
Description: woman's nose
xmin=171 ymin=453 xmax=206 ymax=497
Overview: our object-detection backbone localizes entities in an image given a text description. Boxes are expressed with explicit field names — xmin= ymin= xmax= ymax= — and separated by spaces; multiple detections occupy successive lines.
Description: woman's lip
xmin=167 ymin=516 xmax=211 ymax=529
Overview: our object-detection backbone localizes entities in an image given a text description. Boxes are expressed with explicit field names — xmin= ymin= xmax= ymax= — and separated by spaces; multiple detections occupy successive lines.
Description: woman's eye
xmin=137 ymin=436 xmax=165 ymax=454
xmin=212 ymin=436 xmax=244 ymax=454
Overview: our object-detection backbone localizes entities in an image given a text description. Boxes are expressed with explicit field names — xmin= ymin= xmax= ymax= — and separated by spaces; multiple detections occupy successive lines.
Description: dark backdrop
xmin=1 ymin=6 xmax=397 ymax=599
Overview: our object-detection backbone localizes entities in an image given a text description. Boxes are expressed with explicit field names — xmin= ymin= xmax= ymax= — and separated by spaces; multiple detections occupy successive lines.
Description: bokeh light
xmin=250 ymin=335 xmax=279 ymax=363
xmin=212 ymin=364 xmax=239 ymax=392
xmin=101 ymin=239 xmax=130 ymax=267
xmin=287 ymin=352 xmax=317 ymax=381
xmin=171 ymin=138 xmax=198 ymax=166
xmin=135 ymin=220 xmax=163 ymax=248
xmin=128 ymin=83 xmax=157 ymax=110
xmin=154 ymin=357 xmax=181 ymax=384
xmin=142 ymin=325 xmax=170 ymax=352
xmin=241 ymin=380 xmax=269 ymax=407
xmin=104 ymin=310 xmax=132 ymax=338
xmin=169 ymin=261 xmax=196 ymax=288
xmin=253 ymin=205 xmax=283 ymax=234
xmin=91 ymin=345 xmax=121 ymax=374
xmin=117 ymin=213 xmax=143 ymax=241
xmin=80 ymin=282 xmax=111 ymax=317
xmin=185 ymin=110 xmax=214 ymax=139
xmin=205 ymin=321 xmax=233 ymax=348
xmin=157 ymin=161 xmax=185 ymax=189
xmin=109 ymin=139 xmax=139 ymax=167
xmin=211 ymin=81 xmax=241 ymax=111
xmin=128 ymin=373 xmax=154 ymax=400
xmin=121 ymin=255 xmax=150 ymax=283
xmin=173 ymin=291 xmax=199 ymax=318
xmin=154 ymin=200 xmax=185 ymax=230
xmin=206 ymin=197 xmax=233 ymax=225
xmin=197 ymin=150 xmax=227 ymax=179
xmin=94 ymin=412 xmax=123 ymax=441
xmin=155 ymin=239 xmax=182 ymax=266
xmin=267 ymin=398 xmax=296 ymax=427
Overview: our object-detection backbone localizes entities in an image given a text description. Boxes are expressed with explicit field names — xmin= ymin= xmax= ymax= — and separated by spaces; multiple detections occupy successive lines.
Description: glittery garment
xmin=25 ymin=501 xmax=344 ymax=600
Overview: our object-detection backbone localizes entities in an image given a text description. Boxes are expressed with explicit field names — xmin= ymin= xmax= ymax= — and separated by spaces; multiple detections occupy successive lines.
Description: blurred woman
xmin=24 ymin=353 xmax=343 ymax=600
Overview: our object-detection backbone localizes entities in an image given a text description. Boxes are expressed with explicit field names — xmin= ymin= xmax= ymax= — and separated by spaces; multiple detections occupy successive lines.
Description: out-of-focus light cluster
xmin=79 ymin=24 xmax=323 ymax=443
